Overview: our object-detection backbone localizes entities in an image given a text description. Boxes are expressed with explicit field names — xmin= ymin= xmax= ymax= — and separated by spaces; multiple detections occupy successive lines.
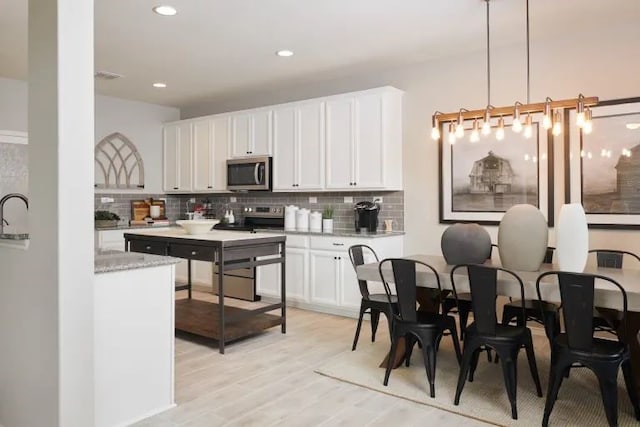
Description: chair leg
xmin=449 ymin=324 xmax=462 ymax=365
xmin=458 ymin=306 xmax=470 ymax=340
xmin=352 ymin=304 xmax=366 ymax=351
xmin=370 ymin=309 xmax=381 ymax=343
xmin=421 ymin=342 xmax=437 ymax=398
xmin=524 ymin=333 xmax=543 ymax=397
xmin=622 ymin=359 xmax=640 ymax=420
xmin=469 ymin=348 xmax=481 ymax=382
xmin=542 ymin=360 xmax=567 ymax=427
xmin=497 ymin=348 xmax=519 ymax=420
xmin=383 ymin=334 xmax=399 ymax=387
xmin=454 ymin=343 xmax=478 ymax=405
xmin=595 ymin=366 xmax=619 ymax=427
xmin=405 ymin=335 xmax=415 ymax=367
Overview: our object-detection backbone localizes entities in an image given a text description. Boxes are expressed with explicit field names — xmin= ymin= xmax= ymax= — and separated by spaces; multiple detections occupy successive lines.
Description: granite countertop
xmin=95 ymin=249 xmax=181 ymax=274
xmin=95 ymin=222 xmax=176 ymax=231
xmin=255 ymin=228 xmax=405 ymax=238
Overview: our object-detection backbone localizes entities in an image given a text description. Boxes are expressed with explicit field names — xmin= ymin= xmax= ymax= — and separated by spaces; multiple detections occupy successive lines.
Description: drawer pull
xmin=332 ymin=243 xmax=344 ymax=246
xmin=145 ymin=246 xmax=151 ymax=250
xmin=191 ymin=251 xmax=197 ymax=255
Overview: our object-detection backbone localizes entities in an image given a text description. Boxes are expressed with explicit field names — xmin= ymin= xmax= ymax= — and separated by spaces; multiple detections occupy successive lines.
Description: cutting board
xmin=131 ymin=199 xmax=166 ymax=222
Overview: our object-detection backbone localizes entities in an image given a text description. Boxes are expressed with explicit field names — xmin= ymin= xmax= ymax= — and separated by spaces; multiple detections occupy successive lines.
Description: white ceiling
xmin=1 ymin=0 xmax=638 ymax=108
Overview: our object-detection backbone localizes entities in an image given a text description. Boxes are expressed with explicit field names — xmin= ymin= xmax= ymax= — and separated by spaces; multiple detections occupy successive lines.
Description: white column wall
xmin=0 ymin=1 xmax=94 ymax=426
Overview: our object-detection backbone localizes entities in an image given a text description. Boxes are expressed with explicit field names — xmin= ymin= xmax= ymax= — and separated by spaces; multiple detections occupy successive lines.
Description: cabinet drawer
xmin=310 ymin=236 xmax=368 ymax=252
xmin=286 ymin=234 xmax=309 ymax=249
xmin=129 ymin=239 xmax=168 ymax=256
xmin=169 ymin=243 xmax=216 ymax=262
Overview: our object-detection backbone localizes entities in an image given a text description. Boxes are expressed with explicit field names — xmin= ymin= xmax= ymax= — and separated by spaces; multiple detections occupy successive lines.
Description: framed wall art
xmin=439 ymin=113 xmax=554 ymax=225
xmin=565 ymin=97 xmax=640 ymax=229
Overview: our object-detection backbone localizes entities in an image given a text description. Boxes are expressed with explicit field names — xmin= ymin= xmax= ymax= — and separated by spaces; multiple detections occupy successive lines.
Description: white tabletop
xmin=124 ymin=228 xmax=286 ymax=242
xmin=356 ymin=254 xmax=640 ymax=312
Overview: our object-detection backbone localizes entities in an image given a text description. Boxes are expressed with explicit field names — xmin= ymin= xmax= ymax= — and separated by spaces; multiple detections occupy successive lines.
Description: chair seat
xmin=466 ymin=322 xmax=528 ymax=341
xmin=366 ymin=293 xmax=397 ymax=304
xmin=394 ymin=312 xmax=456 ymax=329
xmin=503 ymin=299 xmax=559 ymax=313
xmin=445 ymin=292 xmax=472 ymax=302
xmin=555 ymin=334 xmax=626 ymax=360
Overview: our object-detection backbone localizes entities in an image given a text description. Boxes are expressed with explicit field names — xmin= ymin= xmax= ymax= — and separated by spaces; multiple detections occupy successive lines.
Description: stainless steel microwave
xmin=226 ymin=156 xmax=272 ymax=191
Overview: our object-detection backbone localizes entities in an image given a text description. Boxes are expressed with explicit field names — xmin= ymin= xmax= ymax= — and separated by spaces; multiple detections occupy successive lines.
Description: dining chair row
xmin=347 ymin=244 xmax=640 ymax=427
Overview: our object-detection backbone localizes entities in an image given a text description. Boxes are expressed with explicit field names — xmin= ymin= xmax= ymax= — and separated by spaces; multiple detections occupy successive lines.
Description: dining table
xmin=356 ymin=254 xmax=640 ymax=391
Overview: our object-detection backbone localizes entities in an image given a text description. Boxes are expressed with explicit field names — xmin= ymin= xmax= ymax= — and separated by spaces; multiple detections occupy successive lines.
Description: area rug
xmin=315 ymin=332 xmax=639 ymax=426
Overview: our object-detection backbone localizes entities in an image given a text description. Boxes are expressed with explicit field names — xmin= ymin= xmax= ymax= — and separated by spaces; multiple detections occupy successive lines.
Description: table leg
xmin=187 ymin=259 xmax=192 ymax=299
xmin=218 ymin=250 xmax=225 ymax=354
xmin=280 ymin=243 xmax=286 ymax=334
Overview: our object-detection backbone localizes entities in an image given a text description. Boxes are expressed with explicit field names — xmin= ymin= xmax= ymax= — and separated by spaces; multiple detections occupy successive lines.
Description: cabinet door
xmin=297 ymin=102 xmax=324 ymax=190
xmin=256 ymin=255 xmax=281 ymax=298
xmin=192 ymin=120 xmax=213 ymax=191
xmin=251 ymin=110 xmax=272 ymax=156
xmin=273 ymin=106 xmax=297 ymax=190
xmin=325 ymin=98 xmax=354 ymax=189
xmin=354 ymin=93 xmax=385 ymax=189
xmin=231 ymin=113 xmax=251 ymax=157
xmin=212 ymin=116 xmax=230 ymax=191
xmin=309 ymin=250 xmax=339 ymax=306
xmin=286 ymin=248 xmax=308 ymax=302
xmin=163 ymin=125 xmax=179 ymax=191
xmin=339 ymin=255 xmax=362 ymax=309
xmin=177 ymin=123 xmax=193 ymax=191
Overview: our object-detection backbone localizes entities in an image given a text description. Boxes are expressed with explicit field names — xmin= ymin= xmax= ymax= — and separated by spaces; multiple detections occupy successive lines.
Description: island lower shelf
xmin=175 ymin=299 xmax=283 ymax=342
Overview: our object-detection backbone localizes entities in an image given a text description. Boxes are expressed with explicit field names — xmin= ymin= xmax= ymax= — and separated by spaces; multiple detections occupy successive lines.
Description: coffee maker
xmin=354 ymin=201 xmax=380 ymax=233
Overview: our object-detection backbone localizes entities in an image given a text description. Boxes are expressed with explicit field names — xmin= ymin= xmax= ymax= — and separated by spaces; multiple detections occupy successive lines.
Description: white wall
xmin=0 ymin=77 xmax=180 ymax=195
xmin=182 ymin=22 xmax=640 ymax=256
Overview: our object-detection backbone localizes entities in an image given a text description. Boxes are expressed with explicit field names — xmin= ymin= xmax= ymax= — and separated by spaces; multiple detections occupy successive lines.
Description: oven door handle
xmin=254 ymin=163 xmax=260 ymax=185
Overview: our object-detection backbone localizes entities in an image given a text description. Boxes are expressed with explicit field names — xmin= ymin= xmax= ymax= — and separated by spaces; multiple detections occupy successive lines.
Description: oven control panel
xmin=243 ymin=206 xmax=283 ymax=217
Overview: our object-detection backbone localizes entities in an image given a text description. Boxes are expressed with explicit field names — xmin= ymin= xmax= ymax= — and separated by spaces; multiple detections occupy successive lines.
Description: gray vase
xmin=441 ymin=223 xmax=492 ymax=265
xmin=498 ymin=204 xmax=548 ymax=271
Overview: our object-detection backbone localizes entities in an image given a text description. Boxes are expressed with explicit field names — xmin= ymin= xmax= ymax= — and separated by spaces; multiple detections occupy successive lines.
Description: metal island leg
xmin=218 ymin=247 xmax=225 ymax=354
xmin=281 ymin=241 xmax=286 ymax=334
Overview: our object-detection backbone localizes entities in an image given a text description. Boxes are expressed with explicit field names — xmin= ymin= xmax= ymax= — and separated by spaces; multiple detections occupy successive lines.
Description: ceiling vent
xmin=94 ymin=70 xmax=124 ymax=80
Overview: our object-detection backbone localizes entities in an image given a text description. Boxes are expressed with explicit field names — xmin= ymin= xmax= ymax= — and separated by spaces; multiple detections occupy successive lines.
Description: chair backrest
xmin=378 ymin=258 xmax=443 ymax=323
xmin=588 ymin=249 xmax=640 ymax=269
xmin=348 ymin=245 xmax=379 ymax=298
xmin=450 ymin=264 xmax=526 ymax=335
xmin=536 ymin=271 xmax=628 ymax=351
xmin=544 ymin=247 xmax=555 ymax=264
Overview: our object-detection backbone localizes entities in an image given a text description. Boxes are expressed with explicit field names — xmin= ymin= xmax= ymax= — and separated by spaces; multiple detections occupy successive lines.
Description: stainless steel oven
xmin=227 ymin=156 xmax=272 ymax=191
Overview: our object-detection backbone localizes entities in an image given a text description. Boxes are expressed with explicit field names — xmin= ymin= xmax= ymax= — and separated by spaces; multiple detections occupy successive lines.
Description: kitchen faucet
xmin=0 ymin=193 xmax=29 ymax=235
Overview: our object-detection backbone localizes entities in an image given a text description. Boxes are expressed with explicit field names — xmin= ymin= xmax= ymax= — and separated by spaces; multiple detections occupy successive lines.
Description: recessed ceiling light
xmin=276 ymin=50 xmax=294 ymax=57
xmin=626 ymin=123 xmax=640 ymax=130
xmin=153 ymin=82 xmax=167 ymax=88
xmin=152 ymin=5 xmax=177 ymax=16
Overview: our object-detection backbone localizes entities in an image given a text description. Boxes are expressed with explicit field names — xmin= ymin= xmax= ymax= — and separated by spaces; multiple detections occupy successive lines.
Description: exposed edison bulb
xmin=576 ymin=111 xmax=586 ymax=128
xmin=552 ymin=110 xmax=563 ymax=136
xmin=512 ymin=117 xmax=523 ymax=133
xmin=470 ymin=119 xmax=480 ymax=143
xmin=431 ymin=126 xmax=440 ymax=140
xmin=481 ymin=120 xmax=491 ymax=136
xmin=448 ymin=122 xmax=456 ymax=144
xmin=583 ymin=120 xmax=593 ymax=134
xmin=542 ymin=114 xmax=552 ymax=130
xmin=496 ymin=116 xmax=505 ymax=141
xmin=523 ymin=114 xmax=533 ymax=139
xmin=455 ymin=122 xmax=464 ymax=138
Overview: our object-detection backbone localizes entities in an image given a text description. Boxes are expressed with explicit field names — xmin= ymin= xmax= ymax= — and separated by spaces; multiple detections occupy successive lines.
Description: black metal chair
xmin=501 ymin=247 xmax=560 ymax=339
xmin=451 ymin=264 xmax=543 ymax=420
xmin=442 ymin=244 xmax=498 ymax=341
xmin=536 ymin=271 xmax=640 ymax=427
xmin=379 ymin=258 xmax=462 ymax=398
xmin=348 ymin=245 xmax=398 ymax=351
xmin=589 ymin=249 xmax=640 ymax=335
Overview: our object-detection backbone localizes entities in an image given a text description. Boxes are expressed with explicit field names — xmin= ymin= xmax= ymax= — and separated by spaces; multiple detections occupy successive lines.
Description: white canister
xmin=285 ymin=205 xmax=298 ymax=231
xmin=149 ymin=205 xmax=161 ymax=219
xmin=556 ymin=203 xmax=589 ymax=272
xmin=296 ymin=208 xmax=310 ymax=232
xmin=310 ymin=211 xmax=322 ymax=233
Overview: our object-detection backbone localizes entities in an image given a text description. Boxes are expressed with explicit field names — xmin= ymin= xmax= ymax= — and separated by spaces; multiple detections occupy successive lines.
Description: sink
xmin=0 ymin=233 xmax=29 ymax=240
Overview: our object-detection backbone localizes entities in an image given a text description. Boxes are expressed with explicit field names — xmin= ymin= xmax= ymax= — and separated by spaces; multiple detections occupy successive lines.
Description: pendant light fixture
xmin=430 ymin=0 xmax=597 ymax=142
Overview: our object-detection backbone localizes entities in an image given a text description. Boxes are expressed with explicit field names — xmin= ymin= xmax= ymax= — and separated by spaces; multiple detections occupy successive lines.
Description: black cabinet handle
xmin=207 ymin=186 xmax=213 ymax=189
xmin=173 ymin=187 xmax=178 ymax=190
xmin=332 ymin=243 xmax=344 ymax=246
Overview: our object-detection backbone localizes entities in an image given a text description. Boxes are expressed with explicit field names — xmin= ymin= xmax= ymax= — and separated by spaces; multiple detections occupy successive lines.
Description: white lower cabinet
xmin=256 ymin=234 xmax=403 ymax=318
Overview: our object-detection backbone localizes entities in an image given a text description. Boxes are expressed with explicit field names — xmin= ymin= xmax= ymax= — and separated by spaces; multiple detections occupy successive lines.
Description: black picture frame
xmin=565 ymin=97 xmax=640 ymax=229
xmin=439 ymin=113 xmax=555 ymax=226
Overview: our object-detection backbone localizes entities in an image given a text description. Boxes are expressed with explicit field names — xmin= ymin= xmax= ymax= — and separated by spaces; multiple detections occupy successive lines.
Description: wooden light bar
xmin=434 ymin=96 xmax=599 ymax=122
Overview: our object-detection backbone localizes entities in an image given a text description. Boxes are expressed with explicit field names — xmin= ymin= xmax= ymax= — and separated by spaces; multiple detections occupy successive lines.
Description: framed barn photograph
xmin=565 ymin=97 xmax=640 ymax=229
xmin=439 ymin=113 xmax=554 ymax=225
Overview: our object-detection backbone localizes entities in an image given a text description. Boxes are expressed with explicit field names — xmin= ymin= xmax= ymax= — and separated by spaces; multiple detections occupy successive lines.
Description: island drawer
xmin=129 ymin=239 xmax=168 ymax=256
xmin=169 ymin=243 xmax=216 ymax=262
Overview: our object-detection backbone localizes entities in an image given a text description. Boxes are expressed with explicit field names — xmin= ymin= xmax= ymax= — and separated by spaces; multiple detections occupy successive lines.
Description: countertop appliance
xmin=227 ymin=156 xmax=272 ymax=191
xmin=212 ymin=206 xmax=284 ymax=300
xmin=354 ymin=201 xmax=380 ymax=233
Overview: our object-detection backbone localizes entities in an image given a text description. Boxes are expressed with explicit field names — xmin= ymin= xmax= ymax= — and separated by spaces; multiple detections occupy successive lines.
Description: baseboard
xmin=259 ymin=296 xmax=359 ymax=319
xmin=111 ymin=402 xmax=176 ymax=427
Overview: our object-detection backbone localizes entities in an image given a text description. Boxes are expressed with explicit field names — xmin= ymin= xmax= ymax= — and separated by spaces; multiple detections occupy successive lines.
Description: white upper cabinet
xmin=325 ymin=87 xmax=403 ymax=191
xmin=192 ymin=116 xmax=229 ymax=192
xmin=230 ymin=109 xmax=272 ymax=158
xmin=273 ymin=101 xmax=324 ymax=191
xmin=163 ymin=122 xmax=192 ymax=192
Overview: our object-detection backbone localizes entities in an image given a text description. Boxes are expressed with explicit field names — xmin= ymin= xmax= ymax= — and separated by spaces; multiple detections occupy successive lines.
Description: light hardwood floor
xmin=133 ymin=291 xmax=491 ymax=427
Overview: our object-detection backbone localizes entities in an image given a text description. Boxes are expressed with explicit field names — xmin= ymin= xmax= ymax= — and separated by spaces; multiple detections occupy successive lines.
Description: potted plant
xmin=95 ymin=210 xmax=121 ymax=228
xmin=322 ymin=206 xmax=334 ymax=234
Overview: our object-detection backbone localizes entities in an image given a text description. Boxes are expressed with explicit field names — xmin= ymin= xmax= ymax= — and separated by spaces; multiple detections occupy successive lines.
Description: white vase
xmin=556 ymin=203 xmax=589 ymax=272
xmin=322 ymin=219 xmax=334 ymax=234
